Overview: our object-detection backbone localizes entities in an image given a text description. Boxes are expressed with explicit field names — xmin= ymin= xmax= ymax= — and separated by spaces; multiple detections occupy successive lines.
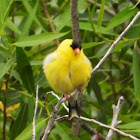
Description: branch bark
xmin=70 ymin=0 xmax=81 ymax=137
xmin=41 ymin=0 xmax=59 ymax=46
xmin=80 ymin=116 xmax=139 ymax=140
xmin=44 ymin=92 xmax=139 ymax=140
xmin=71 ymin=0 xmax=81 ymax=43
xmin=81 ymin=123 xmax=105 ymax=140
xmin=42 ymin=90 xmax=78 ymax=140
xmin=106 ymin=96 xmax=124 ymax=140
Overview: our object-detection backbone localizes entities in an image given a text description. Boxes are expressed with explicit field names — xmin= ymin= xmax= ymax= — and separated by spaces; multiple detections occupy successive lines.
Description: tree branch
xmin=32 ymin=85 xmax=39 ymax=140
xmin=70 ymin=0 xmax=81 ymax=137
xmin=43 ymin=92 xmax=139 ymax=140
xmin=41 ymin=0 xmax=59 ymax=46
xmin=80 ymin=116 xmax=139 ymax=140
xmin=41 ymin=10 xmax=140 ymax=140
xmin=42 ymin=90 xmax=78 ymax=140
xmin=81 ymin=123 xmax=105 ymax=140
xmin=106 ymin=96 xmax=124 ymax=140
xmin=91 ymin=11 xmax=140 ymax=77
xmin=71 ymin=0 xmax=81 ymax=42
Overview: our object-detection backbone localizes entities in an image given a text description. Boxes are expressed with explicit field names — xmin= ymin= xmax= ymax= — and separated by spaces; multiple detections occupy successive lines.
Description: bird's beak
xmin=74 ymin=48 xmax=80 ymax=55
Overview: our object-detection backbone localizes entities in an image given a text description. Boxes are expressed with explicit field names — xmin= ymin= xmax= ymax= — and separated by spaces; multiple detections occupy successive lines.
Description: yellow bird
xmin=43 ymin=39 xmax=92 ymax=117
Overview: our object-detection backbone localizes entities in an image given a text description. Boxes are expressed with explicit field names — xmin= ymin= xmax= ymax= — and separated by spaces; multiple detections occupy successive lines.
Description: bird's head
xmin=70 ymin=40 xmax=82 ymax=55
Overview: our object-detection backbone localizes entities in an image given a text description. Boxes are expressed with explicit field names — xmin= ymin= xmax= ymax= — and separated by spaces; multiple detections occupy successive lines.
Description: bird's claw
xmin=77 ymin=85 xmax=83 ymax=93
xmin=64 ymin=94 xmax=71 ymax=102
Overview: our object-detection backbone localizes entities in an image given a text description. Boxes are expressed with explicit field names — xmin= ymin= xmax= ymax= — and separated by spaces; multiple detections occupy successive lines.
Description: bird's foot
xmin=77 ymin=85 xmax=83 ymax=93
xmin=64 ymin=93 xmax=71 ymax=102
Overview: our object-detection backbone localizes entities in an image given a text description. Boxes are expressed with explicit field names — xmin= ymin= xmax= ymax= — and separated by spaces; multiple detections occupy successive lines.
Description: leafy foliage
xmin=0 ymin=0 xmax=140 ymax=139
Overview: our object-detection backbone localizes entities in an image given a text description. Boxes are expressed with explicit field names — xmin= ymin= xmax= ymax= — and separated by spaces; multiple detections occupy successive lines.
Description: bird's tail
xmin=68 ymin=92 xmax=82 ymax=137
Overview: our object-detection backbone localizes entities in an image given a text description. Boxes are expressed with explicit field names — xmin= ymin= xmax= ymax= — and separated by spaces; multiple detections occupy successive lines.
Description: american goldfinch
xmin=43 ymin=39 xmax=92 ymax=118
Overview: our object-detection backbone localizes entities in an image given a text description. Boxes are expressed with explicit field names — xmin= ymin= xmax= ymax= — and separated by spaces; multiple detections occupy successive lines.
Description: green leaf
xmin=55 ymin=0 xmax=87 ymax=32
xmin=27 ymin=98 xmax=35 ymax=123
xmin=10 ymin=104 xmax=28 ymax=140
xmin=51 ymin=123 xmax=72 ymax=140
xmin=90 ymin=79 xmax=104 ymax=104
xmin=30 ymin=60 xmax=42 ymax=66
xmin=0 ymin=59 xmax=13 ymax=78
xmin=83 ymin=41 xmax=105 ymax=49
xmin=16 ymin=47 xmax=35 ymax=94
xmin=23 ymin=0 xmax=46 ymax=32
xmin=133 ymin=46 xmax=140 ymax=101
xmin=107 ymin=7 xmax=138 ymax=29
xmin=13 ymin=32 xmax=69 ymax=47
xmin=15 ymin=118 xmax=48 ymax=140
xmin=117 ymin=121 xmax=140 ymax=130
xmin=0 ymin=45 xmax=10 ymax=57
xmin=55 ymin=4 xmax=70 ymax=32
xmin=0 ymin=0 xmax=14 ymax=33
xmin=97 ymin=0 xmax=105 ymax=28
xmin=0 ymin=0 xmax=4 ymax=32
xmin=6 ymin=18 xmax=21 ymax=35
xmin=125 ymin=18 xmax=140 ymax=39
xmin=4 ymin=89 xmax=21 ymax=99
xmin=35 ymin=70 xmax=47 ymax=88
xmin=19 ymin=0 xmax=39 ymax=39
xmin=75 ymin=22 xmax=117 ymax=35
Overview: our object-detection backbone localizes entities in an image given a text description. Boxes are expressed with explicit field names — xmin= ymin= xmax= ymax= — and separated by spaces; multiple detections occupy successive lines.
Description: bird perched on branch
xmin=43 ymin=39 xmax=92 ymax=119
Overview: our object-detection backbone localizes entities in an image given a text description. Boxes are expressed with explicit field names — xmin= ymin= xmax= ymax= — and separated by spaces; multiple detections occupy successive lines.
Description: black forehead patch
xmin=70 ymin=40 xmax=82 ymax=50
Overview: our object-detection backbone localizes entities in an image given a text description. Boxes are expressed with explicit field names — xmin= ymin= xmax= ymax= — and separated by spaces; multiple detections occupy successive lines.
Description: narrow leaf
xmin=15 ymin=118 xmax=48 ymax=140
xmin=67 ymin=22 xmax=117 ymax=35
xmin=107 ymin=7 xmax=138 ymax=29
xmin=23 ymin=0 xmax=46 ymax=32
xmin=0 ymin=59 xmax=13 ymax=78
xmin=20 ymin=0 xmax=39 ymax=39
xmin=117 ymin=121 xmax=140 ymax=130
xmin=10 ymin=104 xmax=28 ymax=140
xmin=133 ymin=46 xmax=140 ymax=101
xmin=13 ymin=32 xmax=69 ymax=47
xmin=97 ymin=0 xmax=105 ymax=28
xmin=6 ymin=18 xmax=21 ymax=34
xmin=51 ymin=123 xmax=72 ymax=140
xmin=16 ymin=47 xmax=35 ymax=94
xmin=83 ymin=41 xmax=105 ymax=49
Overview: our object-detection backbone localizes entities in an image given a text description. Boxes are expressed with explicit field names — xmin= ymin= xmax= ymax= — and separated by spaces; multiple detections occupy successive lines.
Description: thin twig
xmin=87 ymin=0 xmax=115 ymax=16
xmin=106 ymin=96 xmax=124 ymax=140
xmin=80 ymin=116 xmax=139 ymax=140
xmin=41 ymin=0 xmax=59 ymax=46
xmin=91 ymin=11 xmax=140 ymax=76
xmin=45 ymin=92 xmax=139 ymax=140
xmin=81 ymin=123 xmax=105 ymax=140
xmin=46 ymin=91 xmax=69 ymax=112
xmin=32 ymin=85 xmax=39 ymax=140
xmin=42 ymin=90 xmax=78 ymax=140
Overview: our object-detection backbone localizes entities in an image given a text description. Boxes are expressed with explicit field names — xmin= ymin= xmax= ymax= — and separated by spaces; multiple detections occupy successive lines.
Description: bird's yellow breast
xmin=43 ymin=39 xmax=92 ymax=94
